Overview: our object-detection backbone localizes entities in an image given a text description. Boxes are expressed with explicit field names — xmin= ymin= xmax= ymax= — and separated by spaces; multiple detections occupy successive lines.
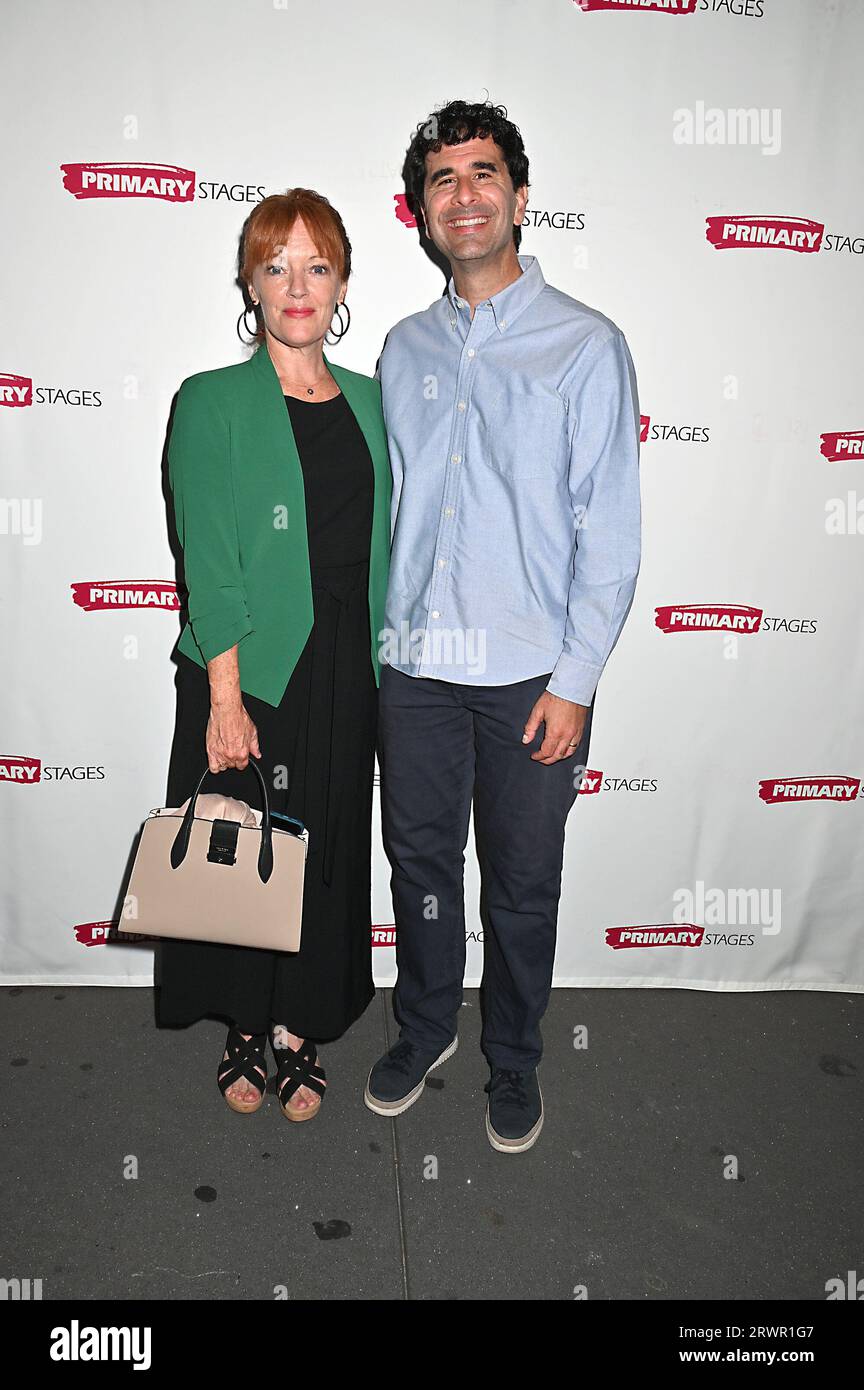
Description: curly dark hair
xmin=402 ymin=99 xmax=530 ymax=250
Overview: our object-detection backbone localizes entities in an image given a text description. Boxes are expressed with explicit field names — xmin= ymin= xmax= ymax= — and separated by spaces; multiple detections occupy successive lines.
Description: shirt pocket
xmin=481 ymin=389 xmax=568 ymax=481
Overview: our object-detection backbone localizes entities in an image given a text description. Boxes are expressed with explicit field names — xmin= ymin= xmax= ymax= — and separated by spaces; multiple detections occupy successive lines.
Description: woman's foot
xmin=219 ymin=1031 xmax=266 ymax=1108
xmin=271 ymin=1024 xmax=327 ymax=1111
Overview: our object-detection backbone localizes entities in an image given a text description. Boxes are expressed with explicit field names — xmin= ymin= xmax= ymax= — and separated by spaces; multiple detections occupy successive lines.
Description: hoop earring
xmin=237 ymin=303 xmax=260 ymax=345
xmin=325 ymin=300 xmax=350 ymax=344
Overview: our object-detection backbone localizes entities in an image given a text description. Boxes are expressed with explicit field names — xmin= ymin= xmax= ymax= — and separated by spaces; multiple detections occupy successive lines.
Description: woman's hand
xmin=204 ymin=645 xmax=259 ymax=771
xmin=206 ymin=699 xmax=261 ymax=772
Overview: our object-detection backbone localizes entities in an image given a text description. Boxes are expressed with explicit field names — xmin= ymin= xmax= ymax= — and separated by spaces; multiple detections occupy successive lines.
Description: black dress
xmin=155 ymin=389 xmax=377 ymax=1041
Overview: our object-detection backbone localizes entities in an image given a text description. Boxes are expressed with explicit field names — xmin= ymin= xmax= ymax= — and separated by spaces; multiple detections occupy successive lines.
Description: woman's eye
xmin=267 ymin=265 xmax=283 ymax=274
xmin=311 ymin=264 xmax=329 ymax=275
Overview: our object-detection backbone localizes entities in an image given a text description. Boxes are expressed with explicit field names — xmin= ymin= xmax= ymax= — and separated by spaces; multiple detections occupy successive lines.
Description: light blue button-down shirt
xmin=376 ymin=254 xmax=641 ymax=706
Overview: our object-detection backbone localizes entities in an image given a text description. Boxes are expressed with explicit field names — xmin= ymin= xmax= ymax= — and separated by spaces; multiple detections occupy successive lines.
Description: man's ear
xmin=514 ymin=183 xmax=529 ymax=227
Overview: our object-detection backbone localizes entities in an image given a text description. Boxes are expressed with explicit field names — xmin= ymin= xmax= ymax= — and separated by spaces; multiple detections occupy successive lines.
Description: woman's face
xmin=248 ymin=215 xmax=346 ymax=352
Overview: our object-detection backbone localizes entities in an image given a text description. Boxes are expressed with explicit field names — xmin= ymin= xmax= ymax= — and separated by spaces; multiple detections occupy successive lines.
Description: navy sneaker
xmin=484 ymin=1068 xmax=543 ymax=1153
xmin=364 ymin=1036 xmax=458 ymax=1116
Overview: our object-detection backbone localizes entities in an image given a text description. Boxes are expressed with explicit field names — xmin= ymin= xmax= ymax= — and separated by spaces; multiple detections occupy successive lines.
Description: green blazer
xmin=168 ymin=343 xmax=392 ymax=707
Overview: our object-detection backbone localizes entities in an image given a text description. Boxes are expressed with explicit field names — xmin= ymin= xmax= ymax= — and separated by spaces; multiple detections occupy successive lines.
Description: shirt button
xmin=438 ymin=558 xmax=446 ymax=568
xmin=451 ymin=453 xmax=461 ymax=464
xmin=431 ymin=610 xmax=440 ymax=619
xmin=500 ymin=319 xmax=507 ymax=329
xmin=444 ymin=506 xmax=454 ymax=516
xmin=467 ymin=348 xmax=475 ymax=358
xmin=457 ymin=400 xmax=466 ymax=411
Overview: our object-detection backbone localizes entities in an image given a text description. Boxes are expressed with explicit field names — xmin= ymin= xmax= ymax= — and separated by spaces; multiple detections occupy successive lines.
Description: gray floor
xmin=0 ymin=984 xmax=859 ymax=1301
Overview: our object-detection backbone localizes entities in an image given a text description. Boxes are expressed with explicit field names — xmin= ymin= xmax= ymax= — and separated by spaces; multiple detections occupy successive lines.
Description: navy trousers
xmin=377 ymin=664 xmax=595 ymax=1072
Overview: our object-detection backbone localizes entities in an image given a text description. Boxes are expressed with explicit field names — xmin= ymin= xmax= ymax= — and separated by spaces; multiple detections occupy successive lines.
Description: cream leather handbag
xmin=121 ymin=758 xmax=307 ymax=951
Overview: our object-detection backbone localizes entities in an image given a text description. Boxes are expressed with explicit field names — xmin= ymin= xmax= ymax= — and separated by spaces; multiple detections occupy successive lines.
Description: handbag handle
xmin=170 ymin=756 xmax=274 ymax=884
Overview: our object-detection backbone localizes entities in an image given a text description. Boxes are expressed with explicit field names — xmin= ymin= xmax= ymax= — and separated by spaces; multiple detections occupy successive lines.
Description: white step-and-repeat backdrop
xmin=2 ymin=0 xmax=862 ymax=992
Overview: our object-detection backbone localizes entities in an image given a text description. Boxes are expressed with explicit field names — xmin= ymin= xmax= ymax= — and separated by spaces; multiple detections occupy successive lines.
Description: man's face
xmin=421 ymin=134 xmax=527 ymax=267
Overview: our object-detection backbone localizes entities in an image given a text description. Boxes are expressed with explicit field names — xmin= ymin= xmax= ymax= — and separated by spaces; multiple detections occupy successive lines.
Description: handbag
xmin=120 ymin=757 xmax=308 ymax=951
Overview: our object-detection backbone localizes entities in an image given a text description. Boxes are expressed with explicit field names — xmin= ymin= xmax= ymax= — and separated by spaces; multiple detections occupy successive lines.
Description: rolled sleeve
xmin=547 ymin=330 xmax=642 ymax=707
xmin=168 ymin=377 xmax=254 ymax=662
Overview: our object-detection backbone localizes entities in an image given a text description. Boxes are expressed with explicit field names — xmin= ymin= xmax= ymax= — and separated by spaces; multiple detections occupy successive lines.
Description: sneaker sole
xmin=485 ymin=1082 xmax=544 ymax=1153
xmin=364 ymin=1036 xmax=458 ymax=1116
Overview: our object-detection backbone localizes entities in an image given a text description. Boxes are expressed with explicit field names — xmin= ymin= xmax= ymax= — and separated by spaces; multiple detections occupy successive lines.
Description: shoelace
xmin=388 ymin=1039 xmax=420 ymax=1074
xmin=486 ymin=1069 xmax=530 ymax=1108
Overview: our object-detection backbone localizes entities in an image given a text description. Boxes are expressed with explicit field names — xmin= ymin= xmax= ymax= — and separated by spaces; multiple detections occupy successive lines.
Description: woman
xmin=157 ymin=189 xmax=391 ymax=1120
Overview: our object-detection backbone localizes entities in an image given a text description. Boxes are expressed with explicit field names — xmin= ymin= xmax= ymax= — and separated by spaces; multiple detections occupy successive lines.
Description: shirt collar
xmin=445 ymin=254 xmax=545 ymax=333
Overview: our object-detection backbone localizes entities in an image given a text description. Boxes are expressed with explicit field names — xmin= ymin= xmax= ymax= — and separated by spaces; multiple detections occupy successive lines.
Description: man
xmin=367 ymin=100 xmax=641 ymax=1152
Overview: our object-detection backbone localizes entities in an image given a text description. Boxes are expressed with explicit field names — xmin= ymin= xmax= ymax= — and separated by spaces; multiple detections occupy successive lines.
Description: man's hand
xmin=522 ymin=690 xmax=588 ymax=765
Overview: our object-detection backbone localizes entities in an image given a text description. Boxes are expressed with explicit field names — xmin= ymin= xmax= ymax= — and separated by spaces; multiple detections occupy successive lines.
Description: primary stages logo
xmin=605 ymin=921 xmax=760 ymax=949
xmin=76 ymin=921 xmax=119 ymax=947
xmin=821 ymin=431 xmax=864 ymax=462
xmin=574 ymin=0 xmax=765 ymax=15
xmin=0 ymin=756 xmax=40 ymax=785
xmin=74 ymin=920 xmax=151 ymax=947
xmin=706 ymin=215 xmax=864 ymax=256
xmin=0 ymin=372 xmax=101 ymax=408
xmin=578 ymin=768 xmax=659 ymax=795
xmin=640 ymin=413 xmax=710 ymax=444
xmin=656 ymin=603 xmax=761 ymax=634
xmin=706 ymin=215 xmax=823 ymax=252
xmin=394 ymin=194 xmax=416 ymax=227
xmin=70 ymin=580 xmax=179 ymax=611
xmin=607 ymin=923 xmax=703 ymax=947
xmin=758 ymin=776 xmax=861 ymax=805
xmin=60 ymin=162 xmax=266 ymax=205
xmin=0 ymin=757 xmax=106 ymax=785
xmin=574 ymin=0 xmax=697 ymax=12
xmin=655 ymin=603 xmax=817 ymax=636
xmin=61 ymin=162 xmax=195 ymax=201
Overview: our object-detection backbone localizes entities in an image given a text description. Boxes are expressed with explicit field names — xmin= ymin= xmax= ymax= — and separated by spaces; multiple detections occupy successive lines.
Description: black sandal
xmin=270 ymin=1027 xmax=327 ymax=1122
xmin=217 ymin=1026 xmax=268 ymax=1113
